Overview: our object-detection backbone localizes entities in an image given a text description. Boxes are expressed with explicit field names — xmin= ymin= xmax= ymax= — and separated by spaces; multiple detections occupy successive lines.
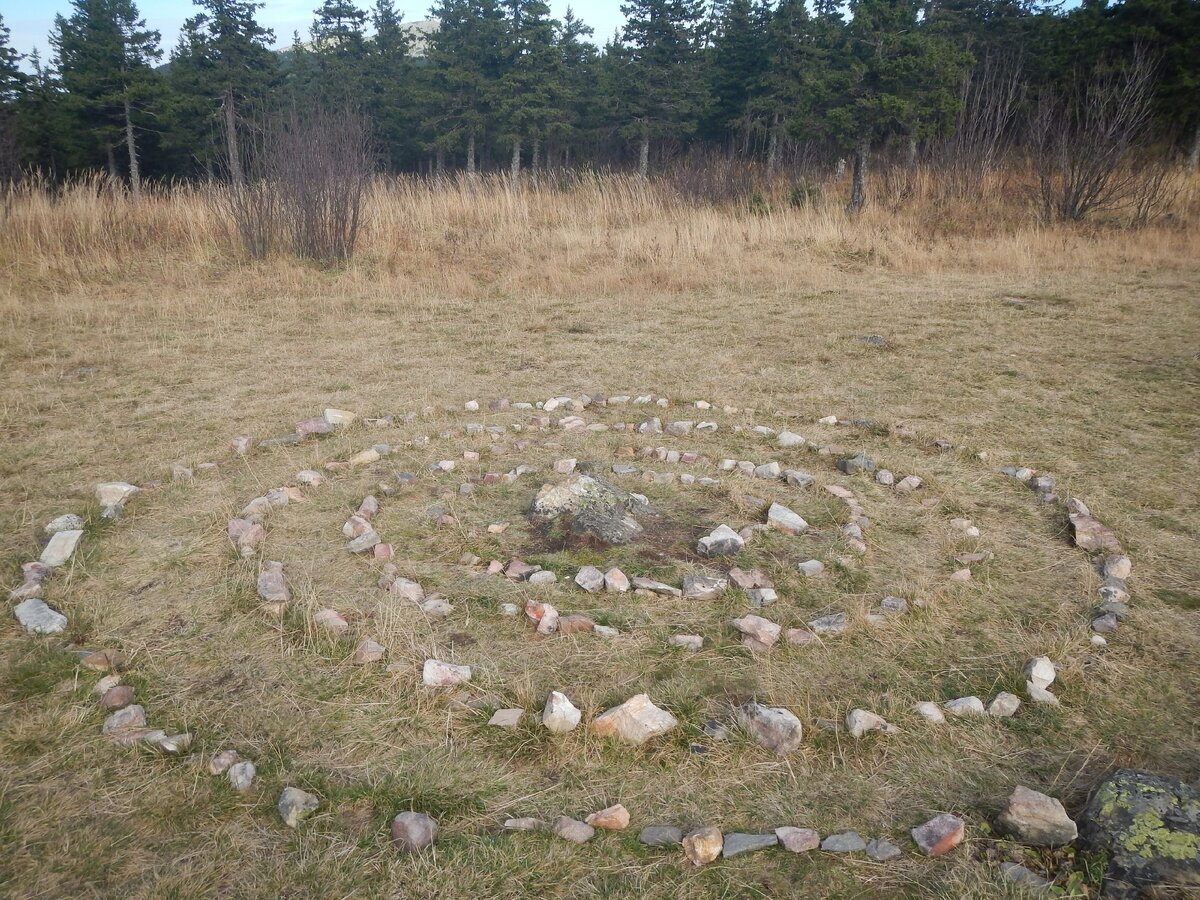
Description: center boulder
xmin=531 ymin=475 xmax=654 ymax=545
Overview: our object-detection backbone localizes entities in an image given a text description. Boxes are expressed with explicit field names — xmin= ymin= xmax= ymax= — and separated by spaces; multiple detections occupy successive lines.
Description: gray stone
xmin=866 ymin=838 xmax=902 ymax=861
xmin=227 ymin=760 xmax=256 ymax=792
xmin=766 ymin=502 xmax=808 ymax=535
xmin=943 ymin=696 xmax=986 ymax=717
xmin=999 ymin=862 xmax=1052 ymax=891
xmin=631 ymin=577 xmax=681 ymax=597
xmin=808 ymin=613 xmax=848 ymax=636
xmin=278 ymin=787 xmax=319 ymax=827
xmin=998 ymin=786 xmax=1077 ymax=847
xmin=1080 ymin=769 xmax=1200 ymax=898
xmin=13 ymin=598 xmax=67 ymax=634
xmin=741 ymin=702 xmax=803 ymax=754
xmin=45 ymin=514 xmax=85 ymax=534
xmin=722 ymin=833 xmax=778 ymax=857
xmin=40 ymin=529 xmax=83 ymax=567
xmin=697 ymin=524 xmax=745 ymax=557
xmin=552 ymin=816 xmax=595 ymax=844
xmin=504 ymin=817 xmax=546 ymax=831
xmin=796 ymin=559 xmax=825 ymax=578
xmin=392 ymin=811 xmax=438 ymax=851
xmin=988 ymin=692 xmax=1022 ymax=718
xmin=682 ymin=574 xmax=728 ymax=600
xmin=776 ymin=827 xmax=820 ymax=852
xmin=639 ymin=825 xmax=683 ymax=847
xmin=911 ymin=813 xmax=965 ymax=856
xmin=821 ymin=831 xmax=866 ymax=853
xmin=837 ymin=452 xmax=876 ymax=475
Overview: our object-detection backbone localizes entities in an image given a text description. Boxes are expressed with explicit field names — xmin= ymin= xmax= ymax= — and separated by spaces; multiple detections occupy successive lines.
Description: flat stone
xmin=585 ymin=804 xmax=630 ymax=830
xmin=911 ymin=813 xmax=965 ymax=856
xmin=422 ymin=659 xmax=471 ymax=687
xmin=731 ymin=614 xmax=781 ymax=651
xmin=40 ymin=529 xmax=83 ymax=567
xmin=670 ymin=634 xmax=703 ymax=651
xmin=999 ymin=786 xmax=1077 ymax=847
xmin=603 ymin=567 xmax=630 ymax=592
xmin=100 ymin=685 xmax=135 ymax=710
xmin=353 ymin=638 xmax=386 ymax=665
xmin=1027 ymin=681 xmax=1060 ymax=706
xmin=552 ymin=816 xmax=594 ymax=844
xmin=741 ymin=701 xmax=803 ymax=754
xmin=392 ymin=811 xmax=438 ymax=851
xmin=766 ymin=502 xmax=808 ymax=535
xmin=682 ymin=574 xmax=728 ymax=600
xmin=784 ymin=469 xmax=815 ymax=488
xmin=543 ymin=691 xmax=581 ymax=733
xmin=95 ymin=482 xmax=138 ymax=518
xmin=776 ymin=826 xmax=820 ymax=852
xmin=683 ymin=826 xmax=723 ymax=866
xmin=722 ymin=833 xmax=778 ymax=857
xmin=640 ymin=825 xmax=683 ymax=847
xmin=13 ymin=598 xmax=67 ymax=634
xmin=866 ymin=838 xmax=902 ymax=861
xmin=999 ymin=862 xmax=1052 ymax=891
xmin=631 ymin=577 xmax=681 ymax=597
xmin=822 ymin=831 xmax=866 ymax=853
xmin=728 ymin=567 xmax=771 ymax=589
xmin=591 ymin=694 xmax=678 ymax=745
xmin=1068 ymin=511 xmax=1121 ymax=553
xmin=797 ymin=559 xmax=825 ymax=578
xmin=808 ymin=613 xmax=848 ymax=636
xmin=504 ymin=817 xmax=546 ymax=831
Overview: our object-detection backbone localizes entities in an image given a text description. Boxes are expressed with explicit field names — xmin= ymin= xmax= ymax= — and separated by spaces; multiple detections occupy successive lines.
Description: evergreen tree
xmin=554 ymin=7 xmax=598 ymax=165
xmin=179 ymin=0 xmax=277 ymax=184
xmin=0 ymin=15 xmax=27 ymax=181
xmin=833 ymin=0 xmax=970 ymax=211
xmin=620 ymin=0 xmax=709 ymax=176
xmin=307 ymin=0 xmax=370 ymax=107
xmin=51 ymin=0 xmax=161 ymax=192
xmin=425 ymin=0 xmax=507 ymax=173
xmin=705 ymin=0 xmax=769 ymax=155
xmin=365 ymin=0 xmax=416 ymax=171
xmin=498 ymin=0 xmax=568 ymax=185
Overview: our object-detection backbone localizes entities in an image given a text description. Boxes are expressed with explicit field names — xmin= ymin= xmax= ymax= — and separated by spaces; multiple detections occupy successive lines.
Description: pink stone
xmin=911 ymin=813 xmax=965 ymax=856
xmin=296 ymin=417 xmax=332 ymax=437
xmin=357 ymin=496 xmax=380 ymax=518
xmin=231 ymin=435 xmax=252 ymax=455
xmin=373 ymin=543 xmax=394 ymax=560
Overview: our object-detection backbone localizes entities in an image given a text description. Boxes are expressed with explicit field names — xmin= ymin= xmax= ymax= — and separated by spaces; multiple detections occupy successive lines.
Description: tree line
xmin=1 ymin=0 xmax=1198 ymax=198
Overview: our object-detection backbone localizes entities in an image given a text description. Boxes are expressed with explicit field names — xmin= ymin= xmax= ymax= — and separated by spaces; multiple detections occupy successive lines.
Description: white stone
xmin=943 ymin=696 xmax=987 ymax=717
xmin=914 ymin=701 xmax=946 ymax=724
xmin=670 ymin=634 xmax=703 ymax=651
xmin=40 ymin=529 xmax=83 ymax=567
xmin=1026 ymin=681 xmax=1060 ymax=706
xmin=422 ymin=659 xmax=472 ymax=687
xmin=1025 ymin=656 xmax=1056 ymax=690
xmin=44 ymin=514 xmax=85 ymax=534
xmin=778 ymin=431 xmax=806 ymax=448
xmin=988 ymin=692 xmax=1022 ymax=717
xmin=542 ymin=691 xmax=581 ymax=733
xmin=591 ymin=694 xmax=679 ymax=745
xmin=846 ymin=708 xmax=898 ymax=738
xmin=324 ymin=408 xmax=356 ymax=426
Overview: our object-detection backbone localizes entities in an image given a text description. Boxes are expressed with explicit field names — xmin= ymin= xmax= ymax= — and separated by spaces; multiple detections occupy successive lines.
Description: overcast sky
xmin=3 ymin=0 xmax=626 ymax=63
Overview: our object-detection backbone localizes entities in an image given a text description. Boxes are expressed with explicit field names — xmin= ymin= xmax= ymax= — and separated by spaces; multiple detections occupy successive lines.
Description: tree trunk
xmin=846 ymin=138 xmax=868 ymax=215
xmin=466 ymin=129 xmax=476 ymax=177
xmin=510 ymin=137 xmax=520 ymax=192
xmin=1188 ymin=121 xmax=1200 ymax=171
xmin=436 ymin=147 xmax=445 ymax=178
xmin=835 ymin=157 xmax=846 ymax=179
xmin=638 ymin=125 xmax=649 ymax=179
xmin=531 ymin=136 xmax=540 ymax=189
xmin=906 ymin=135 xmax=918 ymax=168
xmin=766 ymin=112 xmax=780 ymax=174
xmin=123 ymin=95 xmax=141 ymax=197
xmin=106 ymin=144 xmax=117 ymax=179
xmin=222 ymin=88 xmax=243 ymax=187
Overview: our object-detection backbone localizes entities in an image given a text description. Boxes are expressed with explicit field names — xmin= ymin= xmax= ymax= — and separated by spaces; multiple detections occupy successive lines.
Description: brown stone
xmin=911 ymin=813 xmax=965 ymax=856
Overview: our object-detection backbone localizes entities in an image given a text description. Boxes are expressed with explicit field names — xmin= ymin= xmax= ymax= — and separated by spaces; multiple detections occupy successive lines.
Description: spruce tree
xmin=620 ymin=0 xmax=709 ymax=176
xmin=706 ymin=0 xmax=769 ymax=155
xmin=498 ymin=0 xmax=568 ymax=186
xmin=365 ymin=0 xmax=416 ymax=171
xmin=51 ymin=0 xmax=161 ymax=192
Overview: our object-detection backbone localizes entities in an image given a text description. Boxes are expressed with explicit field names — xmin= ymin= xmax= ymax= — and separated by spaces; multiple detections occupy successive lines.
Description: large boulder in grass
xmin=1080 ymin=770 xmax=1200 ymax=899
xmin=531 ymin=475 xmax=654 ymax=545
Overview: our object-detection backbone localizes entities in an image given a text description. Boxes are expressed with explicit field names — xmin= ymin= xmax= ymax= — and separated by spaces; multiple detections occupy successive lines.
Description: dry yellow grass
xmin=0 ymin=175 xmax=1198 ymax=898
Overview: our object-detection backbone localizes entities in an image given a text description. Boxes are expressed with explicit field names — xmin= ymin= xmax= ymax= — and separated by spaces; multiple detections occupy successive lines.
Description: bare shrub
xmin=217 ymin=110 xmax=375 ymax=264
xmin=1031 ymin=54 xmax=1158 ymax=223
xmin=267 ymin=110 xmax=375 ymax=264
xmin=936 ymin=52 xmax=1024 ymax=199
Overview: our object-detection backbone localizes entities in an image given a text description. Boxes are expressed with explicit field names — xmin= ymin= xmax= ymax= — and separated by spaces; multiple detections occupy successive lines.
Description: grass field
xmin=1 ymin=174 xmax=1198 ymax=898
